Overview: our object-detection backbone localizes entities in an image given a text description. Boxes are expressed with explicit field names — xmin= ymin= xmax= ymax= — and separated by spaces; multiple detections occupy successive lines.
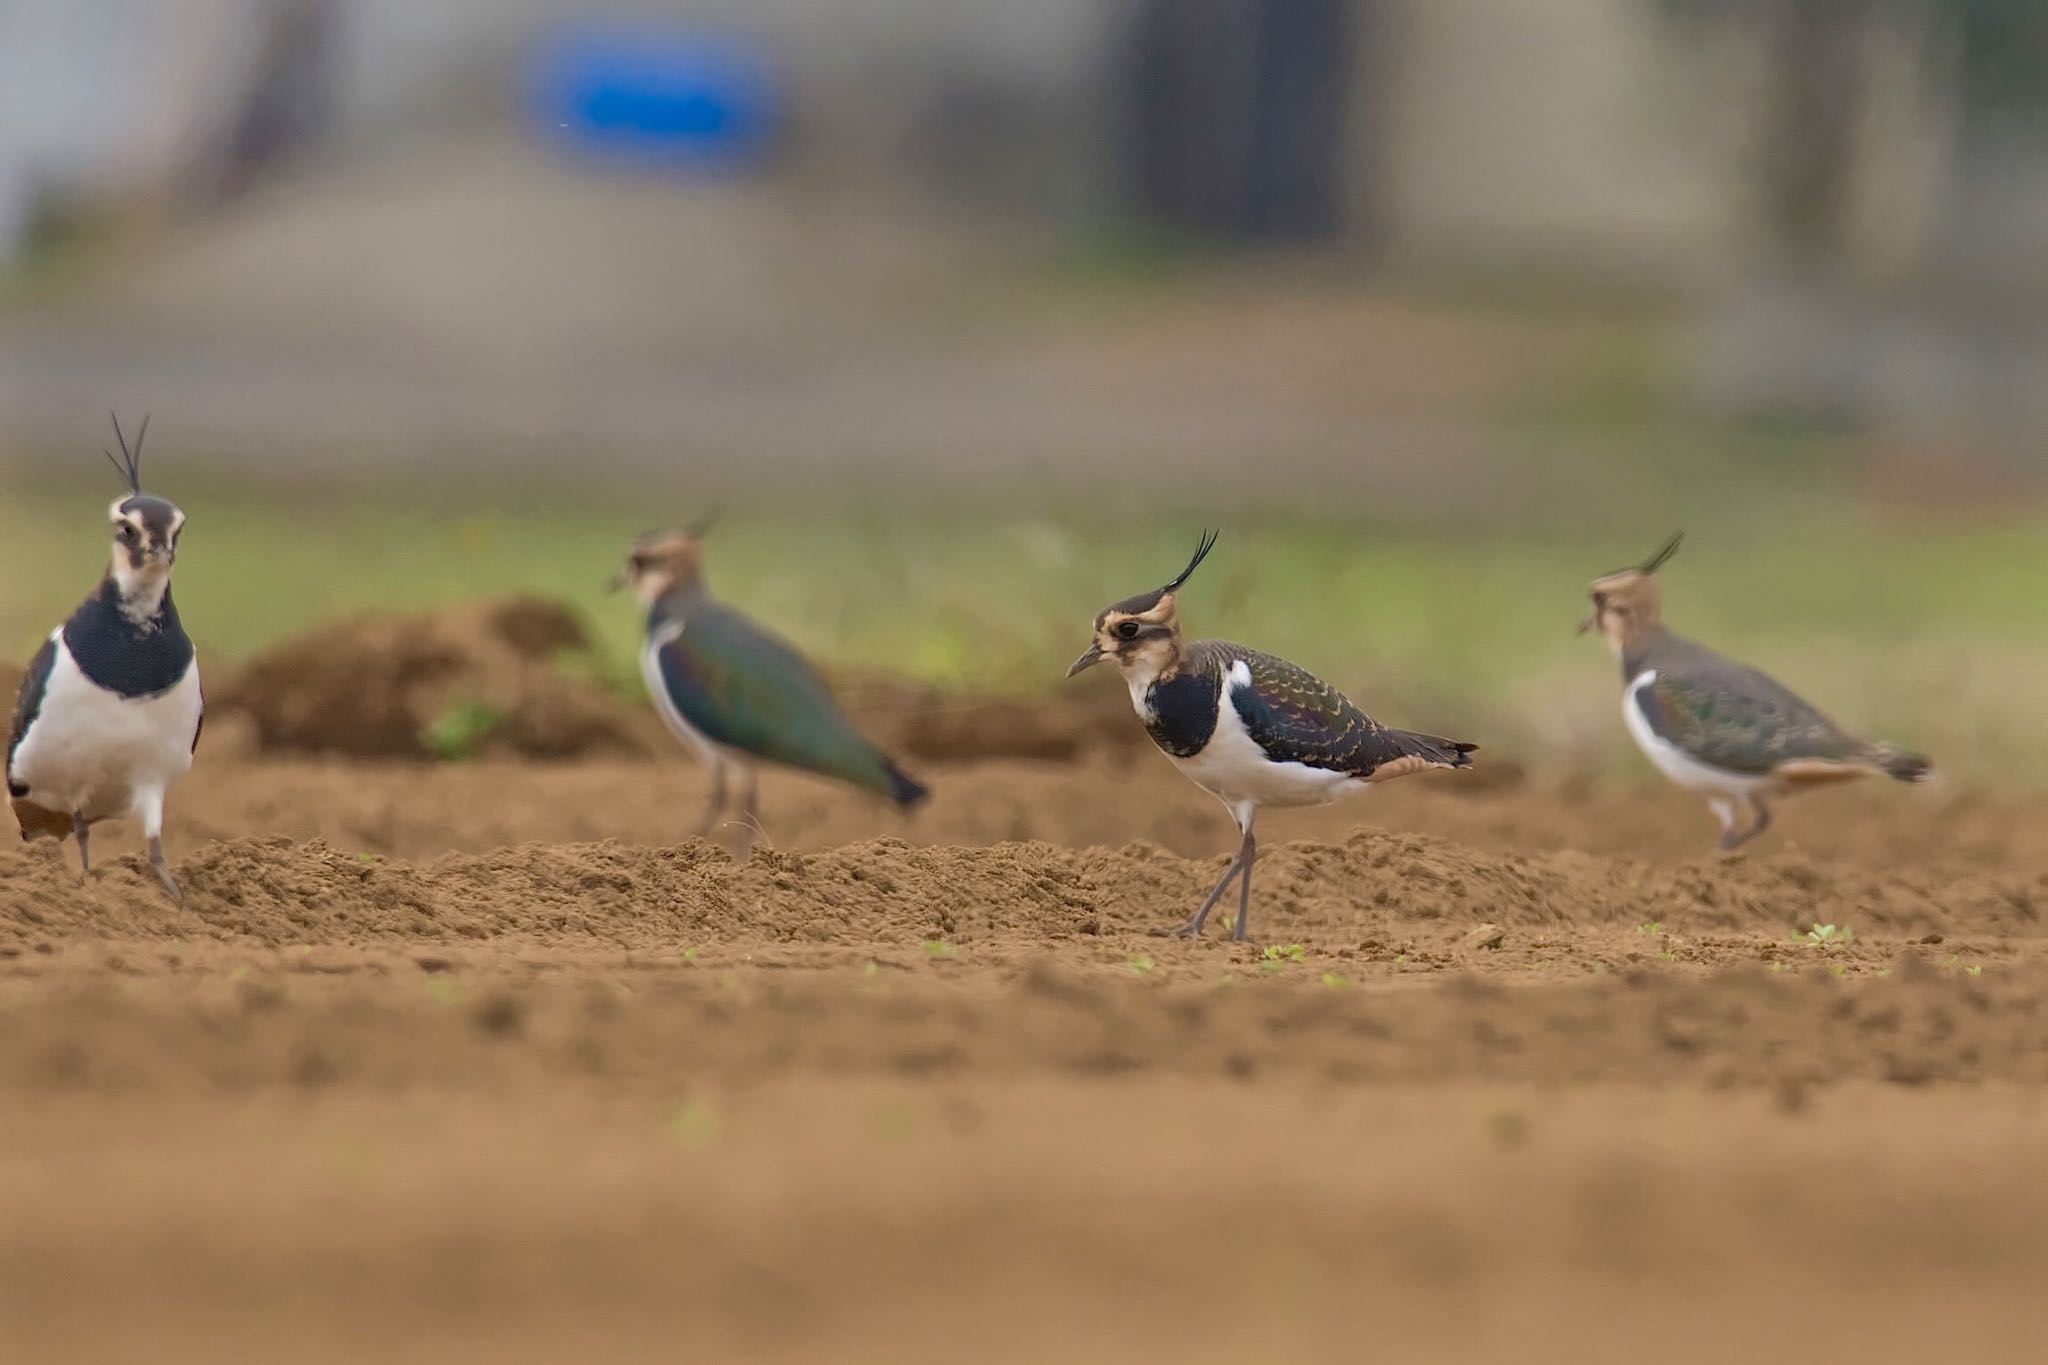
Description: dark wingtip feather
xmin=1878 ymin=747 xmax=1932 ymax=783
xmin=885 ymin=761 xmax=929 ymax=810
xmin=1394 ymin=731 xmax=1477 ymax=769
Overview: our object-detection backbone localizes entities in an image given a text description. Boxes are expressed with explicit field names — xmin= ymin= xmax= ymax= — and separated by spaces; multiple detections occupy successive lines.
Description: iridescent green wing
xmin=1211 ymin=644 xmax=1474 ymax=777
xmin=654 ymin=603 xmax=899 ymax=798
xmin=1637 ymin=657 xmax=1866 ymax=775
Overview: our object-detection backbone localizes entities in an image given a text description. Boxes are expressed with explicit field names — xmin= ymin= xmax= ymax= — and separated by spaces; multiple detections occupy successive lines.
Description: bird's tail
xmin=883 ymin=759 xmax=930 ymax=810
xmin=10 ymin=797 xmax=74 ymax=841
xmin=1869 ymin=743 xmax=1932 ymax=784
xmin=1368 ymin=732 xmax=1482 ymax=785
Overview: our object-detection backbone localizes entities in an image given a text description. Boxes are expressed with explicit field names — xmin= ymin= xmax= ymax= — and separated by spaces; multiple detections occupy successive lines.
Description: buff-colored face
xmin=617 ymin=531 xmax=704 ymax=606
xmin=1069 ymin=592 xmax=1182 ymax=679
xmin=1580 ymin=572 xmax=1660 ymax=657
xmin=1067 ymin=531 xmax=1217 ymax=680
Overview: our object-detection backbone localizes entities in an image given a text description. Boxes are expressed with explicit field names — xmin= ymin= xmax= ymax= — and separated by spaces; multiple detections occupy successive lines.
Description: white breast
xmin=641 ymin=622 xmax=726 ymax=767
xmin=8 ymin=633 xmax=202 ymax=822
xmin=1622 ymin=670 xmax=1766 ymax=797
xmin=1168 ymin=660 xmax=1365 ymax=811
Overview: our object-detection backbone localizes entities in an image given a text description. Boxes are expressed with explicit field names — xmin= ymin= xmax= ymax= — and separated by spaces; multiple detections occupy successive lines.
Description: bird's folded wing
xmin=653 ymin=606 xmax=891 ymax=786
xmin=1638 ymin=664 xmax=1865 ymax=774
xmin=1220 ymin=647 xmax=1423 ymax=777
xmin=6 ymin=636 xmax=56 ymax=787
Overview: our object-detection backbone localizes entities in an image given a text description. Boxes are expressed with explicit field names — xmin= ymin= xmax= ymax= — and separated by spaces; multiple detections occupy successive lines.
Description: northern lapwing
xmin=7 ymin=415 xmax=203 ymax=903
xmin=615 ymin=519 xmax=927 ymax=849
xmin=1068 ymin=531 xmax=1476 ymax=942
xmin=1582 ymin=532 xmax=1930 ymax=852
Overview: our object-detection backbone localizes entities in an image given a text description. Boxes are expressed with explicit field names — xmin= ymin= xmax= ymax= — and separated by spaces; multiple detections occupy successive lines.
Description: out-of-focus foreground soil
xmin=5 ymin=723 xmax=2047 ymax=1362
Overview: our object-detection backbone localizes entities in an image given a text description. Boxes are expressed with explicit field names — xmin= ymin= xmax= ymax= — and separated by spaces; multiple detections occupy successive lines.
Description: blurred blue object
xmin=526 ymin=23 xmax=779 ymax=174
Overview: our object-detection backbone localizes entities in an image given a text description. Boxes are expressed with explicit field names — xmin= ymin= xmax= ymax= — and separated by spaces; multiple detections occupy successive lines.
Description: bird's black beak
xmin=606 ymin=569 xmax=628 ymax=593
xmin=1066 ymin=643 xmax=1104 ymax=678
xmin=1576 ymin=612 xmax=1595 ymax=636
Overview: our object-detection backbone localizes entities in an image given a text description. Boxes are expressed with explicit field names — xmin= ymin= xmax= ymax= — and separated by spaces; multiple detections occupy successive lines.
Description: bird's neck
xmin=1617 ymin=622 xmax=1671 ymax=679
xmin=1118 ymin=632 xmax=1186 ymax=694
xmin=646 ymin=581 xmax=709 ymax=629
xmin=102 ymin=570 xmax=177 ymax=633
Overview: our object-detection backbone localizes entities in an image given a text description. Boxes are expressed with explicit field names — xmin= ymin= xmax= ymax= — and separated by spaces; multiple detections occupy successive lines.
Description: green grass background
xmin=2 ymin=455 xmax=2042 ymax=779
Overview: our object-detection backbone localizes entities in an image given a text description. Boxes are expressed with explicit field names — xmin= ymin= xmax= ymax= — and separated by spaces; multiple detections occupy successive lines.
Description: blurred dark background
xmin=3 ymin=0 xmax=2045 ymax=488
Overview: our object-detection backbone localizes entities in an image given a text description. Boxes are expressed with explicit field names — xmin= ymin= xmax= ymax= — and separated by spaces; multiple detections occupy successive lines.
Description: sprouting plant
xmin=1128 ymin=956 xmax=1155 ymax=976
xmin=1655 ymin=950 xmax=1677 ymax=963
xmin=1636 ymin=921 xmax=1663 ymax=936
xmin=420 ymin=698 xmax=506 ymax=761
xmin=1768 ymin=960 xmax=1785 ymax=974
xmin=922 ymin=939 xmax=957 ymax=958
xmin=863 ymin=960 xmax=880 ymax=979
xmin=1800 ymin=924 xmax=1851 ymax=946
xmin=424 ymin=977 xmax=462 ymax=1006
xmin=1319 ymin=972 xmax=1350 ymax=989
xmin=1259 ymin=943 xmax=1307 ymax=975
xmin=1966 ymin=964 xmax=1984 ymax=978
xmin=681 ymin=947 xmax=698 ymax=964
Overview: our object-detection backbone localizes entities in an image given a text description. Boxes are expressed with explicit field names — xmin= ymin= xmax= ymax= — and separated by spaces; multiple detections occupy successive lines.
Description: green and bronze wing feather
xmin=654 ymin=604 xmax=926 ymax=807
xmin=1203 ymin=644 xmax=1475 ymax=780
xmin=1635 ymin=654 xmax=1872 ymax=775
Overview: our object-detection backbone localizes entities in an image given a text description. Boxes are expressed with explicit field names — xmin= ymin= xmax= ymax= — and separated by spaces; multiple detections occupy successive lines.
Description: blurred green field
xmin=2 ymin=460 xmax=2044 ymax=780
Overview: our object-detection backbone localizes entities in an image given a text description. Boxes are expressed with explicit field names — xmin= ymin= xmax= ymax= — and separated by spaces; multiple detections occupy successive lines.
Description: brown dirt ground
xmin=6 ymin=733 xmax=2048 ymax=1361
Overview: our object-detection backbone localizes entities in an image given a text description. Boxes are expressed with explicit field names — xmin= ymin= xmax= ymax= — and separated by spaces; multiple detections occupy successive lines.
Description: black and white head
xmin=100 ymin=413 xmax=185 ymax=599
xmin=1067 ymin=530 xmax=1217 ymax=681
xmin=613 ymin=509 xmax=720 ymax=608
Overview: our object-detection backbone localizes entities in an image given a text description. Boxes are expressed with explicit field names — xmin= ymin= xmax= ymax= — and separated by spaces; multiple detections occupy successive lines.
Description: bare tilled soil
xmin=5 ymin=734 xmax=2047 ymax=1362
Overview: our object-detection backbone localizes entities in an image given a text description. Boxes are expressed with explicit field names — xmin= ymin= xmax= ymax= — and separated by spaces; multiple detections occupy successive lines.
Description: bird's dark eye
xmin=1114 ymin=620 xmax=1141 ymax=641
xmin=629 ymin=554 xmax=652 ymax=571
xmin=115 ymin=524 xmax=137 ymax=542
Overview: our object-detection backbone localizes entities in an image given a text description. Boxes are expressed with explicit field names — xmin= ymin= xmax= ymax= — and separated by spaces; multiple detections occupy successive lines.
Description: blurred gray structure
xmin=1 ymin=0 xmax=2044 ymax=474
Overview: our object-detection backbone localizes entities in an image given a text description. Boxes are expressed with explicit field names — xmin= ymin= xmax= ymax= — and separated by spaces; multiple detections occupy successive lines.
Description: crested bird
xmin=615 ymin=520 xmax=927 ymax=849
xmin=1068 ymin=531 xmax=1476 ymax=942
xmin=7 ymin=414 xmax=203 ymax=903
xmin=1582 ymin=532 xmax=1930 ymax=852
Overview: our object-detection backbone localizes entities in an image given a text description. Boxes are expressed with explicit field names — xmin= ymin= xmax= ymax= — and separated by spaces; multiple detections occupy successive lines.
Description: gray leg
xmin=147 ymin=834 xmax=183 ymax=905
xmin=1229 ymin=829 xmax=1259 ymax=942
xmin=73 ymin=815 xmax=90 ymax=878
xmin=1722 ymin=794 xmax=1772 ymax=852
xmin=692 ymin=764 xmax=729 ymax=836
xmin=1165 ymin=854 xmax=1245 ymax=939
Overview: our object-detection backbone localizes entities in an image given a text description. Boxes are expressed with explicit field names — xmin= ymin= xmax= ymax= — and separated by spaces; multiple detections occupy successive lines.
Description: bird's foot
xmin=148 ymin=837 xmax=184 ymax=906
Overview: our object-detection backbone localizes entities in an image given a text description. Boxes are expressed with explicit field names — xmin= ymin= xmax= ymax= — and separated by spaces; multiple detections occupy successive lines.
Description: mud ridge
xmin=5 ymin=829 xmax=2045 ymax=948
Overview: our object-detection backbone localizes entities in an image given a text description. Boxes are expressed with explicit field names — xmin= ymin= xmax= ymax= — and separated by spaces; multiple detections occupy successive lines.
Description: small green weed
xmin=420 ymin=699 xmax=506 ymax=761
xmin=1259 ymin=943 xmax=1307 ymax=975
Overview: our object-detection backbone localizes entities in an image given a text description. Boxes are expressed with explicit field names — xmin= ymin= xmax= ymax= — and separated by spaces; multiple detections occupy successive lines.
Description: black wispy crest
xmin=1598 ymin=530 xmax=1684 ymax=581
xmin=686 ymin=505 xmax=724 ymax=539
xmin=101 ymin=411 xmax=150 ymax=496
xmin=1638 ymin=530 xmax=1683 ymax=574
xmin=1162 ymin=528 xmax=1219 ymax=594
